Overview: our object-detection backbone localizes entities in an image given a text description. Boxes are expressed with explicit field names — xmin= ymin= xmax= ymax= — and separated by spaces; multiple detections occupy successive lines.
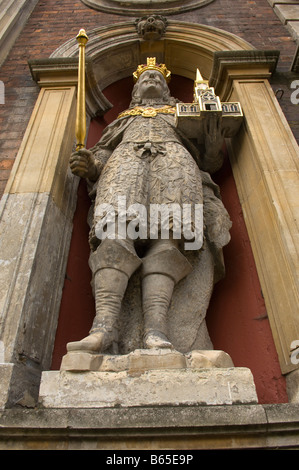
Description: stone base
xmin=39 ymin=349 xmax=258 ymax=408
xmin=60 ymin=348 xmax=234 ymax=372
xmin=0 ymin=363 xmax=40 ymax=409
xmin=3 ymin=404 xmax=299 ymax=449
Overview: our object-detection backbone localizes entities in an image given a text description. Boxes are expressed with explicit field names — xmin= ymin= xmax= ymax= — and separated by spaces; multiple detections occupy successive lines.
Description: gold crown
xmin=133 ymin=57 xmax=171 ymax=83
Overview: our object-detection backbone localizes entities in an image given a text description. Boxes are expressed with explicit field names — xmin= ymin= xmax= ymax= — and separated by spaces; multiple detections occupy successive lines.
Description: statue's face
xmin=137 ymin=70 xmax=166 ymax=99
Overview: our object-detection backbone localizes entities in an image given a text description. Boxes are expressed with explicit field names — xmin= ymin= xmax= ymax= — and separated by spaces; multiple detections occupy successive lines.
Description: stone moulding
xmin=0 ymin=0 xmax=39 ymax=67
xmin=50 ymin=21 xmax=254 ymax=90
xmin=291 ymin=44 xmax=299 ymax=72
xmin=80 ymin=0 xmax=215 ymax=16
xmin=1 ymin=403 xmax=299 ymax=449
xmin=209 ymin=49 xmax=281 ymax=99
xmin=28 ymin=57 xmax=112 ymax=118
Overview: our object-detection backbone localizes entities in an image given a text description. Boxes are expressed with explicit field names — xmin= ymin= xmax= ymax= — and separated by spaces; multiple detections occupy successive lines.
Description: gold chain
xmin=118 ymin=105 xmax=176 ymax=119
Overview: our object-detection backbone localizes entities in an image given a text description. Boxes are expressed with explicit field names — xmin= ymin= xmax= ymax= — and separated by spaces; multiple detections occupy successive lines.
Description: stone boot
xmin=67 ymin=239 xmax=141 ymax=354
xmin=141 ymin=244 xmax=192 ymax=349
xmin=142 ymin=273 xmax=175 ymax=349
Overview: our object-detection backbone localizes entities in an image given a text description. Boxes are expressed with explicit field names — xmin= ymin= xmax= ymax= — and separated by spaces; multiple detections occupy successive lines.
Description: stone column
xmin=211 ymin=51 xmax=299 ymax=399
xmin=0 ymin=58 xmax=111 ymax=408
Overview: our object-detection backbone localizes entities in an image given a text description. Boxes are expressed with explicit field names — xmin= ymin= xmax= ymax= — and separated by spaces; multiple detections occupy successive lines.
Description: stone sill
xmin=0 ymin=403 xmax=299 ymax=449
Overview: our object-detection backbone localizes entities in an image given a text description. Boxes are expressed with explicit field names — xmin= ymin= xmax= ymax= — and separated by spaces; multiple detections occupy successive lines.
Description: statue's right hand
xmin=70 ymin=148 xmax=94 ymax=178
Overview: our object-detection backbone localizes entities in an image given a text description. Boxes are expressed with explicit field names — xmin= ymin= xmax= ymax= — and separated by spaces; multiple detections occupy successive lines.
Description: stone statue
xmin=67 ymin=58 xmax=231 ymax=356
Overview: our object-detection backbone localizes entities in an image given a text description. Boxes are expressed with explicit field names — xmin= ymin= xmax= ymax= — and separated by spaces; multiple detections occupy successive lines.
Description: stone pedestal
xmin=39 ymin=349 xmax=258 ymax=408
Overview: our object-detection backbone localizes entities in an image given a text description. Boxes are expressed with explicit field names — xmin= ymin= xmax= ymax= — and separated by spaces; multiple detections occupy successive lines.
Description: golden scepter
xmin=75 ymin=29 xmax=89 ymax=151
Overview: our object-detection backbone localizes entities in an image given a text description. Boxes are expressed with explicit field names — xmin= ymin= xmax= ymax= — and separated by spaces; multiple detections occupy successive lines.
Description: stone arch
xmin=80 ymin=0 xmax=215 ymax=17
xmin=51 ymin=20 xmax=254 ymax=88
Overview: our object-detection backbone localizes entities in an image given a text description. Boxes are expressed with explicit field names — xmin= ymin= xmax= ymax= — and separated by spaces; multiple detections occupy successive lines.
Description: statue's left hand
xmin=204 ymin=114 xmax=224 ymax=156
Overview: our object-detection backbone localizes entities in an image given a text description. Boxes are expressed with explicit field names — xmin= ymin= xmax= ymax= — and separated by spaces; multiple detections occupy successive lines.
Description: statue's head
xmin=131 ymin=57 xmax=176 ymax=106
xmin=133 ymin=57 xmax=171 ymax=84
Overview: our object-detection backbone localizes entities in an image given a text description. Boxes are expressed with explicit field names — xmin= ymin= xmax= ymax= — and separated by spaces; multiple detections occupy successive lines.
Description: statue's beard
xmin=129 ymin=93 xmax=178 ymax=108
xmin=139 ymin=97 xmax=165 ymax=105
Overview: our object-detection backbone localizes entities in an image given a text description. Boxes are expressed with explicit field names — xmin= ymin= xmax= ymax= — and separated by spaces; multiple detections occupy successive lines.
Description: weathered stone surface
xmin=61 ymin=348 xmax=234 ymax=372
xmin=39 ymin=365 xmax=258 ymax=408
xmin=61 ymin=348 xmax=188 ymax=372
xmin=60 ymin=351 xmax=104 ymax=372
xmin=274 ymin=4 xmax=299 ymax=24
xmin=287 ymin=20 xmax=299 ymax=40
xmin=0 ymin=363 xmax=40 ymax=409
xmin=186 ymin=350 xmax=234 ymax=368
xmin=58 ymin=349 xmax=243 ymax=411
xmin=129 ymin=348 xmax=187 ymax=371
xmin=0 ymin=192 xmax=75 ymax=366
xmin=286 ymin=368 xmax=299 ymax=403
xmin=0 ymin=365 xmax=14 ymax=409
xmin=2 ymin=403 xmax=299 ymax=449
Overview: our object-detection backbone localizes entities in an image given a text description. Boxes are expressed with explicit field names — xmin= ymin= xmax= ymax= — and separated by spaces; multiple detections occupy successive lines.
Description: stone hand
xmin=204 ymin=114 xmax=224 ymax=156
xmin=69 ymin=148 xmax=97 ymax=179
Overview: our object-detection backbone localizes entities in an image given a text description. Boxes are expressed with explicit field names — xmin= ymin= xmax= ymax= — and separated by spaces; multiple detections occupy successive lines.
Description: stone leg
xmin=142 ymin=241 xmax=192 ymax=349
xmin=67 ymin=239 xmax=141 ymax=353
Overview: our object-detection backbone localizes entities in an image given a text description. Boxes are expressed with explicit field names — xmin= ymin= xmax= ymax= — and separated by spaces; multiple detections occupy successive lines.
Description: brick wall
xmin=0 ymin=0 xmax=297 ymax=198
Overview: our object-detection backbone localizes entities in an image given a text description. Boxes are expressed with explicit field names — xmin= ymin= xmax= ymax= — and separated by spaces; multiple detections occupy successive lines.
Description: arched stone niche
xmin=80 ymin=0 xmax=215 ymax=16
xmin=50 ymin=20 xmax=254 ymax=88
xmin=1 ymin=19 xmax=299 ymax=408
xmin=48 ymin=21 xmax=299 ymax=387
xmin=50 ymin=21 xmax=299 ymax=382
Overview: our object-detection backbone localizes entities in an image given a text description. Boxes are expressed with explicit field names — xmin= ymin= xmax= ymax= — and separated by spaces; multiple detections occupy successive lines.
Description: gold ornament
xmin=118 ymin=105 xmax=176 ymax=119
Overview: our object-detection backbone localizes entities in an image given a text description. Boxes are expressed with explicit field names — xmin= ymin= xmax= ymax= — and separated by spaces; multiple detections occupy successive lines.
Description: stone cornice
xmin=28 ymin=57 xmax=112 ymax=117
xmin=210 ymin=49 xmax=280 ymax=100
xmin=80 ymin=0 xmax=215 ymax=16
xmin=1 ymin=403 xmax=299 ymax=449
